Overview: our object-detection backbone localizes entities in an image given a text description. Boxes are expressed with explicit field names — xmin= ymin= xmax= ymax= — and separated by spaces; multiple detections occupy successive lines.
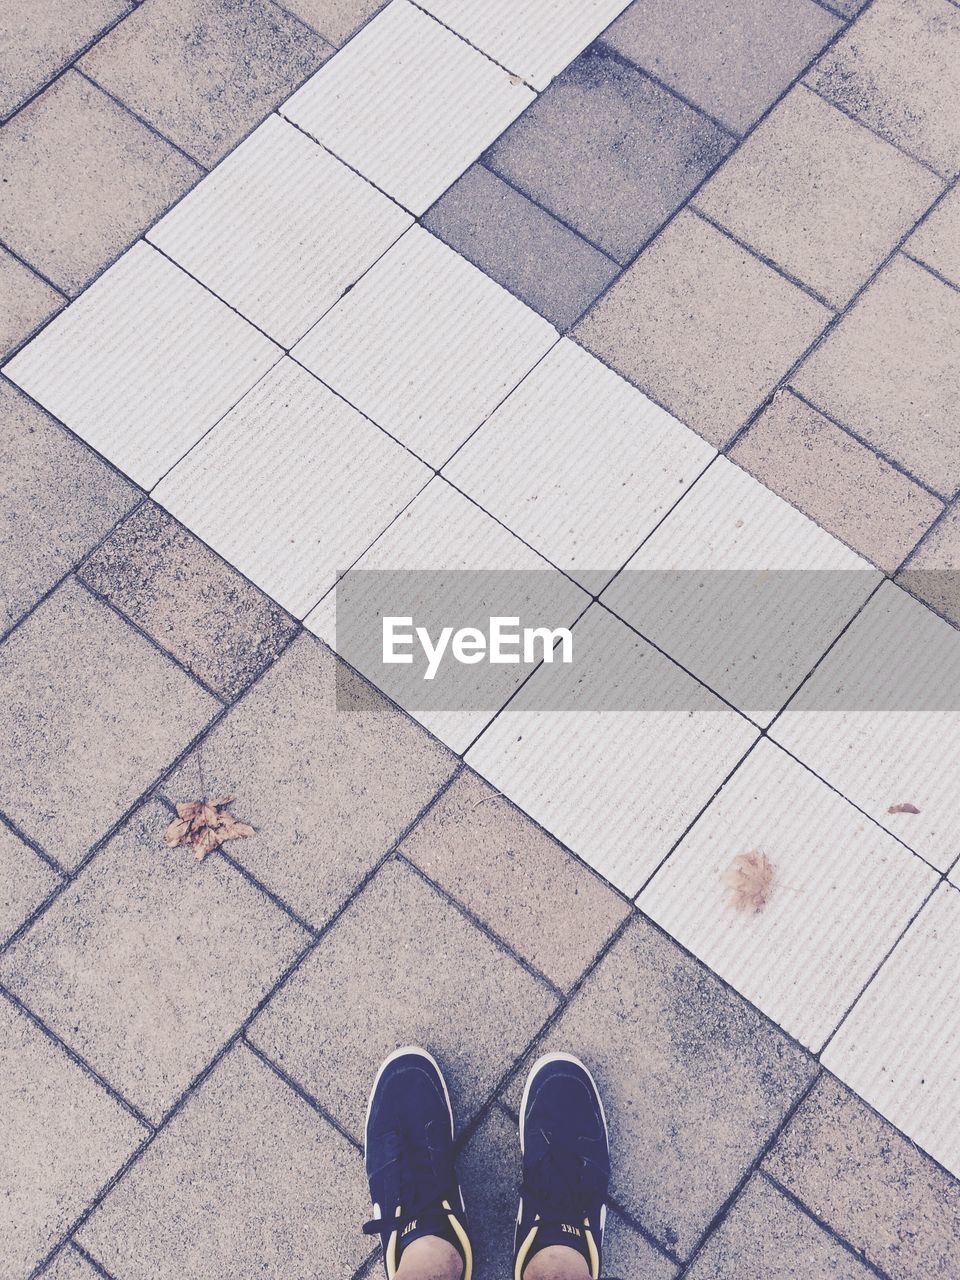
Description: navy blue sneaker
xmin=514 ymin=1054 xmax=610 ymax=1280
xmin=363 ymin=1047 xmax=472 ymax=1280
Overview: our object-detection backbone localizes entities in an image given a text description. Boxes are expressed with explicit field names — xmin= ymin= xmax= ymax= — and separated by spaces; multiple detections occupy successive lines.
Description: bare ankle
xmin=524 ymin=1243 xmax=591 ymax=1280
xmin=393 ymin=1234 xmax=463 ymax=1280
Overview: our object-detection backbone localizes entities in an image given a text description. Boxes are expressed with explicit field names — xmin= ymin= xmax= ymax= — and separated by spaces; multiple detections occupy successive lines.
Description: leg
xmin=513 ymin=1054 xmax=610 ymax=1280
xmin=363 ymin=1047 xmax=471 ymax=1280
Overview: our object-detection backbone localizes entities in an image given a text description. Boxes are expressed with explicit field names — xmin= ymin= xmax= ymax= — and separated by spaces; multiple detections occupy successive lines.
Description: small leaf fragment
xmin=887 ymin=802 xmax=920 ymax=814
xmin=723 ymin=850 xmax=775 ymax=914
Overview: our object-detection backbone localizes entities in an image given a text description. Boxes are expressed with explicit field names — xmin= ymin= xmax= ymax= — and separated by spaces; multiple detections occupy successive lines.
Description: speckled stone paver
xmin=78 ymin=503 xmax=298 ymax=701
xmin=0 ymin=70 xmax=201 ymax=295
xmin=4 ymin=0 xmax=960 ymax=1273
xmin=79 ymin=0 xmax=333 ymax=167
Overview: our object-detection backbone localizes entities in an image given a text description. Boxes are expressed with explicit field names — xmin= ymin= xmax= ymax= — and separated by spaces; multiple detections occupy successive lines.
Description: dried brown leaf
xmin=887 ymin=802 xmax=920 ymax=814
xmin=724 ymin=850 xmax=775 ymax=914
xmin=164 ymin=795 xmax=255 ymax=861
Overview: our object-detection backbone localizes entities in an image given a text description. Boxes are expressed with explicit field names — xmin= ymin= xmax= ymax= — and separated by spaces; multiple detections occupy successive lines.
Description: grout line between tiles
xmin=0 ymin=2 xmax=140 ymax=127
xmin=243 ymin=1035 xmax=365 ymax=1152
xmin=69 ymin=1240 xmax=122 ymax=1280
xmin=406 ymin=0 xmax=538 ymax=90
xmin=800 ymin=79 xmax=949 ymax=180
xmin=674 ymin=1070 xmax=823 ymax=1276
xmin=902 ymin=248 xmax=960 ymax=298
xmin=72 ymin=66 xmax=208 ymax=172
xmin=0 ymin=238 xmax=70 ymax=299
xmin=688 ymin=205 xmax=837 ymax=312
xmin=593 ymin=39 xmax=741 ymax=141
xmin=760 ymin=1170 xmax=893 ymax=1279
xmin=0 ymin=983 xmax=154 ymax=1132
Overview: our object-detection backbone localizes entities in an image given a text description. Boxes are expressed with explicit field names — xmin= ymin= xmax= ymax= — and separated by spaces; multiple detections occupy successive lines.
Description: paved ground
xmin=3 ymin=1 xmax=960 ymax=1277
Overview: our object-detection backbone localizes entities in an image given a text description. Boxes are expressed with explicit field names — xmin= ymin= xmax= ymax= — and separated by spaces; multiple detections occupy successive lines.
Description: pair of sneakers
xmin=363 ymin=1047 xmax=610 ymax=1280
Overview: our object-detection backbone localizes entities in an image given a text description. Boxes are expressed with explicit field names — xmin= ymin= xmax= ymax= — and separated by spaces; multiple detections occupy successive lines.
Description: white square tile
xmin=772 ymin=581 xmax=960 ymax=871
xmin=639 ymin=740 xmax=937 ymax=1051
xmin=153 ymin=358 xmax=430 ymax=617
xmin=293 ymin=226 xmax=557 ymax=466
xmin=823 ymin=884 xmax=960 ymax=1177
xmin=465 ymin=603 xmax=758 ymax=894
xmin=2 ymin=243 xmax=280 ymax=489
xmin=148 ymin=115 xmax=412 ymax=348
xmin=305 ymin=477 xmax=588 ymax=752
xmin=602 ymin=457 xmax=878 ymax=725
xmin=280 ymin=0 xmax=534 ymax=214
xmin=443 ymin=339 xmax=715 ymax=592
xmin=418 ymin=0 xmax=632 ymax=90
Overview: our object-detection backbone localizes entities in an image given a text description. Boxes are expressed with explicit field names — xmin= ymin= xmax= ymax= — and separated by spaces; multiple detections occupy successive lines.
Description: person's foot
xmin=514 ymin=1054 xmax=610 ymax=1280
xmin=363 ymin=1046 xmax=472 ymax=1279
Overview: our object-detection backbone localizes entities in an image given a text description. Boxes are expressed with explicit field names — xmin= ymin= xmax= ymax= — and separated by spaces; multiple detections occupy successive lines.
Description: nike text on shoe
xmin=514 ymin=1053 xmax=611 ymax=1280
xmin=363 ymin=1046 xmax=472 ymax=1279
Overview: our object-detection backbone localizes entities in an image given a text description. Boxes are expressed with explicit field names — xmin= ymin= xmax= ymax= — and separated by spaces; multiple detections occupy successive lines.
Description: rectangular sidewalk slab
xmin=3 ymin=242 xmax=281 ymax=489
xmin=443 ymin=338 xmax=715 ymax=592
xmin=772 ymin=580 xmax=960 ymax=870
xmin=280 ymin=0 xmax=534 ymax=213
xmin=466 ymin=603 xmax=758 ymax=895
xmin=148 ymin=114 xmax=412 ymax=347
xmin=292 ymin=225 xmax=558 ymax=466
xmin=823 ymin=884 xmax=960 ymax=1180
xmin=602 ymin=456 xmax=877 ymax=725
xmin=639 ymin=739 xmax=937 ymax=1051
xmin=153 ymin=358 xmax=430 ymax=618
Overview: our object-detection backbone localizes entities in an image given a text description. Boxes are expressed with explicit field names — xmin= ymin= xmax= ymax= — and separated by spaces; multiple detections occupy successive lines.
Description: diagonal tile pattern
xmin=4 ymin=0 xmax=960 ymax=1271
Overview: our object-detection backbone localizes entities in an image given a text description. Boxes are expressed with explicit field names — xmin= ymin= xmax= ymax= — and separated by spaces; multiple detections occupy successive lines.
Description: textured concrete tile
xmin=78 ymin=1044 xmax=370 ymax=1279
xmin=766 ymin=1074 xmax=960 ymax=1280
xmin=466 ymin=605 xmax=757 ymax=897
xmin=162 ymin=635 xmax=456 ymax=927
xmin=293 ymin=227 xmax=557 ymax=466
xmin=603 ymin=0 xmax=840 ymax=134
xmin=0 ymin=249 xmax=62 ymax=356
xmin=422 ymin=164 xmax=620 ymax=330
xmin=575 ymin=211 xmax=830 ymax=446
xmin=686 ymin=1175 xmax=872 ymax=1278
xmin=0 ymin=382 xmax=138 ymax=630
xmin=282 ymin=0 xmax=533 ymax=214
xmin=0 ymin=578 xmax=216 ymax=867
xmin=604 ymin=458 xmax=874 ymax=725
xmin=278 ymin=0 xmax=386 ymax=45
xmin=486 ymin=45 xmax=734 ymax=264
xmin=461 ymin=1106 xmax=677 ymax=1279
xmin=305 ymin=478 xmax=588 ymax=752
xmin=444 ymin=339 xmax=715 ymax=591
xmin=898 ymin=500 xmax=960 ymax=625
xmin=398 ymin=770 xmax=630 ymax=991
xmin=806 ymin=0 xmax=960 ymax=177
xmin=418 ymin=0 xmax=633 ymax=90
xmin=639 ymin=741 xmax=936 ymax=1051
xmin=504 ymin=919 xmax=816 ymax=1258
xmin=248 ymin=858 xmax=558 ymax=1140
xmin=1 ymin=799 xmax=308 ymax=1121
xmin=908 ymin=186 xmax=960 ymax=285
xmin=773 ymin=582 xmax=960 ymax=869
xmin=696 ymin=86 xmax=942 ymax=306
xmin=0 ymin=0 xmax=131 ymax=120
xmin=79 ymin=504 xmax=297 ymax=700
xmin=793 ymin=255 xmax=960 ymax=497
xmin=823 ymin=885 xmax=960 ymax=1177
xmin=0 ymin=822 xmax=59 ymax=942
xmin=81 ymin=0 xmax=332 ymax=167
xmin=4 ymin=243 xmax=281 ymax=490
xmin=153 ymin=359 xmax=429 ymax=617
xmin=0 ymin=72 xmax=201 ymax=295
xmin=1 ymin=995 xmax=144 ymax=1280
xmin=149 ymin=114 xmax=412 ymax=347
xmin=731 ymin=391 xmax=944 ymax=572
